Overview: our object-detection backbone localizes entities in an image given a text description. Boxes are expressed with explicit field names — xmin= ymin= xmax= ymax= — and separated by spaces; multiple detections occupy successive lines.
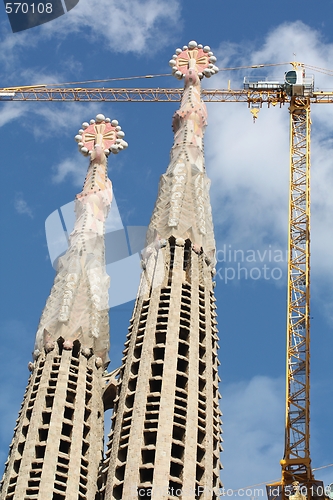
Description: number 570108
xmin=5 ymin=3 xmax=53 ymax=14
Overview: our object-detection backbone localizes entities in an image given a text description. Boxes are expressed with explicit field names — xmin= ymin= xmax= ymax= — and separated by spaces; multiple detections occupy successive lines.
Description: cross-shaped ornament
xmin=75 ymin=114 xmax=127 ymax=156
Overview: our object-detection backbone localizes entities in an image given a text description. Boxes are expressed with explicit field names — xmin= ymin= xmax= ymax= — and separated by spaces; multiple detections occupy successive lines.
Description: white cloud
xmin=42 ymin=0 xmax=181 ymax=53
xmin=221 ymin=376 xmax=284 ymax=491
xmin=30 ymin=102 xmax=101 ymax=138
xmin=14 ymin=192 xmax=33 ymax=218
xmin=0 ymin=0 xmax=181 ymax=69
xmin=52 ymin=154 xmax=87 ymax=186
xmin=0 ymin=102 xmax=27 ymax=128
xmin=0 ymin=25 xmax=34 ymax=69
xmin=205 ymin=21 xmax=333 ymax=306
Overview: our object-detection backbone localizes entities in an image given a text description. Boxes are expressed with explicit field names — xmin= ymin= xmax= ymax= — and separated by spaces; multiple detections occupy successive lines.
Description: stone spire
xmin=34 ymin=114 xmax=128 ymax=367
xmin=0 ymin=114 xmax=127 ymax=500
xmin=146 ymin=41 xmax=218 ymax=262
xmin=101 ymin=42 xmax=222 ymax=500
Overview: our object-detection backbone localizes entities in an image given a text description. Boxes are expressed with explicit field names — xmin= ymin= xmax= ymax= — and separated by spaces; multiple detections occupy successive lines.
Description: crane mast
xmin=282 ymin=95 xmax=312 ymax=496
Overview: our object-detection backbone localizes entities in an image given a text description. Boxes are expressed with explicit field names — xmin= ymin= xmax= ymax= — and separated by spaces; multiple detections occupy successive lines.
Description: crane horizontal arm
xmin=0 ymin=87 xmax=290 ymax=103
xmin=1 ymin=86 xmax=333 ymax=103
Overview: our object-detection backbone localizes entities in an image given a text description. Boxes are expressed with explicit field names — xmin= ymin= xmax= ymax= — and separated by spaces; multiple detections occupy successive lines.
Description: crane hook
xmin=250 ymin=103 xmax=260 ymax=123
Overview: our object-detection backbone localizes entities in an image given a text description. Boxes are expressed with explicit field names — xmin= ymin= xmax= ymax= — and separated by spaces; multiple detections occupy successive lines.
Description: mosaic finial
xmin=74 ymin=114 xmax=128 ymax=157
xmin=169 ymin=40 xmax=219 ymax=80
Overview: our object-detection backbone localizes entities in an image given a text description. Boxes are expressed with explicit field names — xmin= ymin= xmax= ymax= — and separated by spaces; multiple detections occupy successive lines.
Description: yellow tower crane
xmin=0 ymin=62 xmax=331 ymax=500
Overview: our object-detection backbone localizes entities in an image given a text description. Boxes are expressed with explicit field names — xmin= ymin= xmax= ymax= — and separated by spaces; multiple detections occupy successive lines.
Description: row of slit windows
xmin=112 ymin=298 xmax=151 ymax=500
xmin=137 ymin=290 xmax=170 ymax=492
xmin=4 ymin=358 xmax=46 ymax=499
xmin=51 ymin=354 xmax=94 ymax=500
xmin=113 ymin=289 xmax=171 ymax=499
xmin=113 ymin=283 xmax=218 ymax=499
xmin=7 ymin=343 xmax=94 ymax=500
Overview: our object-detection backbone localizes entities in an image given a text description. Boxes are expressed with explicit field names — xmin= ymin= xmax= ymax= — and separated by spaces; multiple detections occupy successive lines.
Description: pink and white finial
xmin=169 ymin=40 xmax=218 ymax=80
xmin=74 ymin=114 xmax=128 ymax=157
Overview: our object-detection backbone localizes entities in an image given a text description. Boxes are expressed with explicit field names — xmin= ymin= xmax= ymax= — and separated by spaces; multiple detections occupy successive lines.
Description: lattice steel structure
xmin=282 ymin=96 xmax=312 ymax=491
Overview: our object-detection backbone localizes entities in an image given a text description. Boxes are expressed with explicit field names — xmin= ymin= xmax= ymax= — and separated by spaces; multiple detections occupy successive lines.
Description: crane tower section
xmin=283 ymin=95 xmax=312 ymax=493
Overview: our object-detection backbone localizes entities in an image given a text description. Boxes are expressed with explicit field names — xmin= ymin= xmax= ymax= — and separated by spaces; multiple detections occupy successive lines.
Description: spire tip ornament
xmin=170 ymin=40 xmax=219 ymax=80
xmin=75 ymin=114 xmax=128 ymax=157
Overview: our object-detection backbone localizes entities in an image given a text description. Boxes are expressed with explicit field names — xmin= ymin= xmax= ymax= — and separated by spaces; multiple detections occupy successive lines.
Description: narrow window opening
xmin=113 ymin=484 xmax=123 ymax=500
xmin=118 ymin=447 xmax=128 ymax=463
xmin=139 ymin=467 xmax=154 ymax=484
xmin=57 ymin=337 xmax=64 ymax=355
xmin=151 ymin=363 xmax=163 ymax=377
xmin=153 ymin=347 xmax=165 ymax=361
xmin=45 ymin=395 xmax=54 ymax=408
xmin=128 ymin=378 xmax=137 ymax=392
xmin=64 ymin=406 xmax=74 ymax=421
xmin=17 ymin=442 xmax=25 ymax=455
xmin=72 ymin=340 xmax=80 ymax=358
xmin=149 ymin=379 xmax=162 ymax=393
xmin=178 ymin=342 xmax=189 ymax=357
xmin=61 ymin=423 xmax=72 ymax=438
xmin=176 ymin=374 xmax=187 ymax=390
xmin=59 ymin=440 xmax=71 ymax=455
xmin=115 ymin=464 xmax=126 ymax=481
xmin=177 ymin=358 xmax=189 ymax=374
xmin=13 ymin=459 xmax=21 ymax=473
xmin=38 ymin=428 xmax=49 ymax=442
xmin=66 ymin=390 xmax=76 ymax=404
xmin=131 ymin=361 xmax=140 ymax=375
xmin=171 ymin=442 xmax=184 ymax=460
xmin=170 ymin=461 xmax=183 ymax=479
xmin=35 ymin=445 xmax=45 ymax=459
xmin=143 ymin=431 xmax=157 ymax=446
xmin=141 ymin=449 xmax=155 ymax=465
xmin=82 ymin=441 xmax=89 ymax=456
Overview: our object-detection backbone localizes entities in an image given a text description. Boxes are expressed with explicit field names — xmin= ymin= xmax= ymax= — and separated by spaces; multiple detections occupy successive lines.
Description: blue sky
xmin=0 ymin=0 xmax=332 ymax=493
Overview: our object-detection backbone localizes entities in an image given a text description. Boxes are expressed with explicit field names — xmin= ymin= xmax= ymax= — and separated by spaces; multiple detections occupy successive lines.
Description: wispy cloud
xmin=0 ymin=0 xmax=181 ymax=70
xmin=221 ymin=376 xmax=284 ymax=490
xmin=31 ymin=102 xmax=101 ymax=139
xmin=14 ymin=192 xmax=33 ymax=218
xmin=41 ymin=0 xmax=181 ymax=54
xmin=52 ymin=154 xmax=87 ymax=187
xmin=0 ymin=102 xmax=27 ymax=127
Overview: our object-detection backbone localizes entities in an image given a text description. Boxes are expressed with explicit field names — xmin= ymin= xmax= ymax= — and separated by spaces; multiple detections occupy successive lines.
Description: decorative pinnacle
xmin=169 ymin=40 xmax=219 ymax=80
xmin=74 ymin=114 xmax=128 ymax=157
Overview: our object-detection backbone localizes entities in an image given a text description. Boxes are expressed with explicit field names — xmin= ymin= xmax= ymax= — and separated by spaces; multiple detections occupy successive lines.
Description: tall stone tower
xmin=1 ymin=41 xmax=222 ymax=500
xmin=99 ymin=41 xmax=222 ymax=500
xmin=0 ymin=115 xmax=128 ymax=500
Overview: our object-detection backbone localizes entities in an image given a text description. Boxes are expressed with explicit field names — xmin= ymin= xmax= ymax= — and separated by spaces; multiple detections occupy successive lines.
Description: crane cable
xmin=0 ymin=62 xmax=298 ymax=90
xmin=4 ymin=61 xmax=333 ymax=92
xmin=303 ymin=63 xmax=333 ymax=76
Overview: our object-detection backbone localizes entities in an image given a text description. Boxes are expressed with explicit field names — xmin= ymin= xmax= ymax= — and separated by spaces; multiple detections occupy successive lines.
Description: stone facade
xmin=0 ymin=115 xmax=127 ymax=500
xmin=100 ymin=42 xmax=222 ymax=500
xmin=1 ymin=42 xmax=222 ymax=500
